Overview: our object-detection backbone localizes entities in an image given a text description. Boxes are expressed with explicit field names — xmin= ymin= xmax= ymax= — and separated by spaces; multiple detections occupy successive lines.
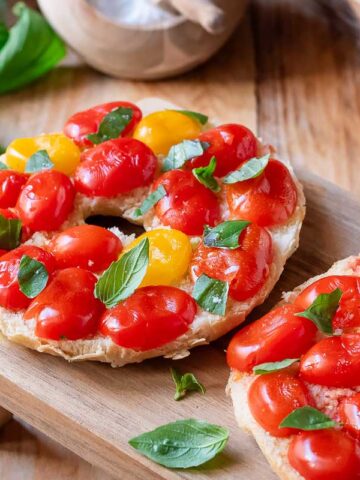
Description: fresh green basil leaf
xmin=296 ymin=288 xmax=342 ymax=335
xmin=162 ymin=140 xmax=209 ymax=172
xmin=280 ymin=406 xmax=338 ymax=431
xmin=0 ymin=22 xmax=8 ymax=50
xmin=192 ymin=156 xmax=220 ymax=192
xmin=0 ymin=161 xmax=8 ymax=170
xmin=0 ymin=144 xmax=5 ymax=155
xmin=25 ymin=149 xmax=54 ymax=173
xmin=0 ymin=3 xmax=66 ymax=95
xmin=129 ymin=419 xmax=229 ymax=468
xmin=176 ymin=110 xmax=208 ymax=125
xmin=253 ymin=358 xmax=300 ymax=375
xmin=0 ymin=214 xmax=21 ymax=249
xmin=87 ymin=107 xmax=133 ymax=144
xmin=95 ymin=238 xmax=149 ymax=308
xmin=192 ymin=274 xmax=228 ymax=316
xmin=17 ymin=254 xmax=48 ymax=298
xmin=134 ymin=185 xmax=166 ymax=217
xmin=203 ymin=220 xmax=250 ymax=249
xmin=223 ymin=154 xmax=270 ymax=184
xmin=171 ymin=368 xmax=206 ymax=401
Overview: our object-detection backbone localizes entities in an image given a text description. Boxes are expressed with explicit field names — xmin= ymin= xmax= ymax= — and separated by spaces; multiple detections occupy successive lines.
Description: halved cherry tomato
xmin=153 ymin=170 xmax=220 ymax=236
xmin=340 ymin=393 xmax=360 ymax=440
xmin=0 ymin=245 xmax=56 ymax=311
xmin=248 ymin=372 xmax=313 ymax=437
xmin=99 ymin=286 xmax=197 ymax=351
xmin=191 ymin=223 xmax=272 ymax=301
xmin=0 ymin=170 xmax=28 ymax=208
xmin=16 ymin=170 xmax=75 ymax=232
xmin=288 ymin=429 xmax=360 ymax=480
xmin=226 ymin=159 xmax=297 ymax=227
xmin=227 ymin=304 xmax=317 ymax=372
xmin=186 ymin=124 xmax=257 ymax=177
xmin=49 ymin=225 xmax=123 ymax=273
xmin=64 ymin=101 xmax=142 ymax=148
xmin=24 ymin=268 xmax=104 ymax=340
xmin=74 ymin=138 xmax=157 ymax=198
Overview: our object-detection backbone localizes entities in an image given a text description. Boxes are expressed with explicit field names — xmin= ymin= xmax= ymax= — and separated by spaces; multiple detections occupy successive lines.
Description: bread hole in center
xmin=85 ymin=215 xmax=145 ymax=238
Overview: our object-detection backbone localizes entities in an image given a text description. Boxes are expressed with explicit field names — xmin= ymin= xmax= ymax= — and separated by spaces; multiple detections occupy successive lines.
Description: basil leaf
xmin=253 ymin=358 xmax=299 ymax=375
xmin=0 ymin=144 xmax=5 ymax=155
xmin=192 ymin=274 xmax=228 ymax=316
xmin=203 ymin=220 xmax=250 ymax=249
xmin=95 ymin=238 xmax=149 ymax=308
xmin=296 ymin=288 xmax=342 ymax=334
xmin=162 ymin=140 xmax=209 ymax=172
xmin=18 ymin=254 xmax=48 ymax=298
xmin=87 ymin=107 xmax=133 ymax=144
xmin=176 ymin=110 xmax=208 ymax=125
xmin=134 ymin=185 xmax=166 ymax=217
xmin=0 ymin=3 xmax=66 ymax=94
xmin=192 ymin=156 xmax=220 ymax=192
xmin=129 ymin=419 xmax=229 ymax=468
xmin=280 ymin=406 xmax=338 ymax=431
xmin=25 ymin=149 xmax=54 ymax=173
xmin=171 ymin=368 xmax=206 ymax=401
xmin=223 ymin=154 xmax=270 ymax=184
xmin=0 ymin=214 xmax=21 ymax=249
xmin=0 ymin=22 xmax=7 ymax=50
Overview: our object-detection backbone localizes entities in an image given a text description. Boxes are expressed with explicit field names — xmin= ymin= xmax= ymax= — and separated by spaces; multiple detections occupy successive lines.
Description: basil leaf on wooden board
xmin=134 ymin=185 xmax=166 ymax=217
xmin=162 ymin=140 xmax=209 ymax=172
xmin=25 ymin=149 xmax=54 ymax=173
xmin=0 ymin=214 xmax=21 ymax=249
xmin=0 ymin=3 xmax=66 ymax=95
xmin=192 ymin=274 xmax=229 ymax=316
xmin=223 ymin=154 xmax=270 ymax=184
xmin=253 ymin=358 xmax=300 ymax=375
xmin=192 ymin=156 xmax=220 ymax=192
xmin=18 ymin=254 xmax=48 ymax=298
xmin=129 ymin=419 xmax=229 ymax=468
xmin=296 ymin=288 xmax=342 ymax=334
xmin=171 ymin=368 xmax=206 ymax=401
xmin=280 ymin=406 xmax=338 ymax=431
xmin=175 ymin=110 xmax=208 ymax=125
xmin=203 ymin=220 xmax=250 ymax=249
xmin=87 ymin=107 xmax=133 ymax=144
xmin=95 ymin=238 xmax=149 ymax=308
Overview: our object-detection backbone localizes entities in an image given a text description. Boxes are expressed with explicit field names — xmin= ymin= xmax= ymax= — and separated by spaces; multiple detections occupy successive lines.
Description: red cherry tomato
xmin=300 ymin=335 xmax=360 ymax=388
xmin=63 ymin=101 xmax=142 ymax=148
xmin=153 ymin=170 xmax=220 ymax=235
xmin=99 ymin=286 xmax=197 ymax=351
xmin=49 ymin=225 xmax=122 ymax=273
xmin=248 ymin=372 xmax=313 ymax=437
xmin=191 ymin=223 xmax=272 ymax=301
xmin=227 ymin=304 xmax=317 ymax=372
xmin=226 ymin=159 xmax=298 ymax=227
xmin=0 ymin=245 xmax=56 ymax=311
xmin=288 ymin=429 xmax=360 ymax=480
xmin=186 ymin=124 xmax=257 ymax=177
xmin=0 ymin=249 xmax=6 ymax=257
xmin=74 ymin=138 xmax=157 ymax=198
xmin=24 ymin=268 xmax=104 ymax=340
xmin=0 ymin=170 xmax=28 ymax=208
xmin=16 ymin=170 xmax=75 ymax=232
xmin=340 ymin=393 xmax=360 ymax=440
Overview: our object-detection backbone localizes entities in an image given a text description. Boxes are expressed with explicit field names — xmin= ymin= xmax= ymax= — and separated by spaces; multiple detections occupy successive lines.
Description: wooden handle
xmin=167 ymin=0 xmax=226 ymax=34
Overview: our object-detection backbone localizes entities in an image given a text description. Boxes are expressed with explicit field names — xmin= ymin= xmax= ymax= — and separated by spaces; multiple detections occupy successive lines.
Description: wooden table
xmin=1 ymin=0 xmax=360 ymax=478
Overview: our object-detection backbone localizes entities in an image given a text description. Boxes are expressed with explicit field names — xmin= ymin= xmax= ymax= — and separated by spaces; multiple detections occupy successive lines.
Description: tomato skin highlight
xmin=227 ymin=304 xmax=317 ymax=372
xmin=153 ymin=170 xmax=220 ymax=236
xmin=0 ymin=170 xmax=28 ymax=208
xmin=74 ymin=138 xmax=157 ymax=198
xmin=99 ymin=286 xmax=197 ymax=351
xmin=340 ymin=393 xmax=360 ymax=440
xmin=288 ymin=429 xmax=360 ymax=480
xmin=24 ymin=268 xmax=104 ymax=341
xmin=49 ymin=225 xmax=122 ymax=273
xmin=63 ymin=101 xmax=142 ymax=148
xmin=0 ymin=245 xmax=56 ymax=311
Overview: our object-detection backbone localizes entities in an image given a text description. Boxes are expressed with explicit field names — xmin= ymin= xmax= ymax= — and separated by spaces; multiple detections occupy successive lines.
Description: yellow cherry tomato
xmin=132 ymin=110 xmax=202 ymax=155
xmin=5 ymin=133 xmax=81 ymax=176
xmin=126 ymin=228 xmax=192 ymax=287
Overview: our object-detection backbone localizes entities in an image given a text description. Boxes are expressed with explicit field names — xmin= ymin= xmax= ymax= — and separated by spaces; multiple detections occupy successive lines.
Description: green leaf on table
xmin=296 ymin=288 xmax=342 ymax=334
xmin=25 ymin=149 xmax=54 ymax=173
xmin=203 ymin=220 xmax=250 ymax=249
xmin=171 ymin=368 xmax=206 ymax=401
xmin=223 ymin=154 xmax=270 ymax=184
xmin=18 ymin=254 xmax=48 ymax=298
xmin=175 ymin=109 xmax=208 ymax=125
xmin=87 ymin=107 xmax=133 ymax=144
xmin=280 ymin=406 xmax=338 ymax=431
xmin=253 ymin=358 xmax=300 ymax=375
xmin=134 ymin=185 xmax=166 ymax=217
xmin=162 ymin=140 xmax=209 ymax=172
xmin=192 ymin=156 xmax=220 ymax=192
xmin=192 ymin=274 xmax=228 ymax=316
xmin=0 ymin=214 xmax=21 ymax=250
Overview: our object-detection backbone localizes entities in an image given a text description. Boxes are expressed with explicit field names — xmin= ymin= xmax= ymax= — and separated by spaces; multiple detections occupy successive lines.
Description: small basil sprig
xmin=0 ymin=214 xmax=21 ymax=250
xmin=192 ymin=274 xmax=228 ymax=316
xmin=280 ymin=406 xmax=338 ymax=431
xmin=162 ymin=140 xmax=209 ymax=172
xmin=134 ymin=185 xmax=166 ymax=217
xmin=25 ymin=149 xmax=54 ymax=173
xmin=171 ymin=368 xmax=206 ymax=401
xmin=203 ymin=220 xmax=250 ymax=249
xmin=95 ymin=238 xmax=149 ymax=308
xmin=296 ymin=288 xmax=342 ymax=334
xmin=223 ymin=154 xmax=270 ymax=184
xmin=18 ymin=255 xmax=49 ymax=298
xmin=87 ymin=107 xmax=133 ymax=144
xmin=175 ymin=110 xmax=208 ymax=125
xmin=129 ymin=419 xmax=229 ymax=468
xmin=192 ymin=156 xmax=220 ymax=192
xmin=253 ymin=358 xmax=299 ymax=375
